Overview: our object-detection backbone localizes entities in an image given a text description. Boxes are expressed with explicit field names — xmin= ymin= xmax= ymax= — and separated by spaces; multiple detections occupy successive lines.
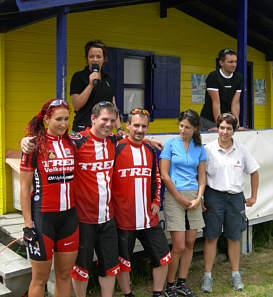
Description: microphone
xmin=91 ymin=64 xmax=100 ymax=87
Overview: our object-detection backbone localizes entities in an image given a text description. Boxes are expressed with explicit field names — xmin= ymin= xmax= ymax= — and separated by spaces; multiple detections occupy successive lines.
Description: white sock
xmin=232 ymin=271 xmax=240 ymax=277
xmin=204 ymin=272 xmax=212 ymax=279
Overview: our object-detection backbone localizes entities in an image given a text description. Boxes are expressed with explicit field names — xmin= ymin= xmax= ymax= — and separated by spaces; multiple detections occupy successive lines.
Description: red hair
xmin=25 ymin=99 xmax=73 ymax=159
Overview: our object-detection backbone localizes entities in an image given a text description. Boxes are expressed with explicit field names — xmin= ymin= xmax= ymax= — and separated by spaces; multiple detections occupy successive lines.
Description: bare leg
xmin=117 ymin=271 xmax=131 ymax=294
xmin=54 ymin=251 xmax=78 ymax=297
xmin=28 ymin=259 xmax=52 ymax=297
xmin=167 ymin=231 xmax=185 ymax=283
xmin=203 ymin=238 xmax=218 ymax=273
xmin=99 ymin=275 xmax=116 ymax=297
xmin=227 ymin=239 xmax=240 ymax=272
xmin=152 ymin=265 xmax=168 ymax=291
xmin=178 ymin=229 xmax=197 ymax=279
xmin=72 ymin=279 xmax=88 ymax=297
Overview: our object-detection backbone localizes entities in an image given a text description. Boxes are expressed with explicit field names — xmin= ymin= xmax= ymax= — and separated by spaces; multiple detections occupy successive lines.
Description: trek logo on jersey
xmin=41 ymin=159 xmax=74 ymax=173
xmin=48 ymin=151 xmax=56 ymax=159
xmin=78 ymin=160 xmax=114 ymax=171
xmin=118 ymin=167 xmax=152 ymax=178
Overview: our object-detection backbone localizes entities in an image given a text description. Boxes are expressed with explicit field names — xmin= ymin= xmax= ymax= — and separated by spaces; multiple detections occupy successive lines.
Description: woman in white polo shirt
xmin=201 ymin=113 xmax=259 ymax=293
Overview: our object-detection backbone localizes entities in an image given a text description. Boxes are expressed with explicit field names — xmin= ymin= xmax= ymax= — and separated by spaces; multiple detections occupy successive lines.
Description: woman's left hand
xmin=245 ymin=197 xmax=256 ymax=207
xmin=188 ymin=198 xmax=201 ymax=210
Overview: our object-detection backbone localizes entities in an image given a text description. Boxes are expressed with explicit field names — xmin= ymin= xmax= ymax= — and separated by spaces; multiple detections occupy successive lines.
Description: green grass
xmin=86 ymin=245 xmax=273 ymax=297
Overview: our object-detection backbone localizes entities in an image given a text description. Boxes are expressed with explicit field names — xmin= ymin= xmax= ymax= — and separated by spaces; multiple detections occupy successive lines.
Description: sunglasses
xmin=98 ymin=101 xmax=114 ymax=107
xmin=47 ymin=99 xmax=68 ymax=112
xmin=223 ymin=48 xmax=235 ymax=54
xmin=183 ymin=110 xmax=195 ymax=118
xmin=221 ymin=112 xmax=236 ymax=120
xmin=49 ymin=99 xmax=67 ymax=108
xmin=130 ymin=108 xmax=150 ymax=115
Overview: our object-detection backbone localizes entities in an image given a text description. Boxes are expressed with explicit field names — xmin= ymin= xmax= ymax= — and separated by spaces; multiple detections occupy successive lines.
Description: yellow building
xmin=0 ymin=2 xmax=272 ymax=214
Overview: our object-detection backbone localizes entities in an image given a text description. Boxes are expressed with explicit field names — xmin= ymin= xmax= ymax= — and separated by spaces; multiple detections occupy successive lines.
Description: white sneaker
xmin=230 ymin=275 xmax=244 ymax=291
xmin=201 ymin=276 xmax=213 ymax=293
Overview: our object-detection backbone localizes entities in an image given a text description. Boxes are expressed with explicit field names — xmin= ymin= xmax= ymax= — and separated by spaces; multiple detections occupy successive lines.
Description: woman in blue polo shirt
xmin=160 ymin=109 xmax=206 ymax=297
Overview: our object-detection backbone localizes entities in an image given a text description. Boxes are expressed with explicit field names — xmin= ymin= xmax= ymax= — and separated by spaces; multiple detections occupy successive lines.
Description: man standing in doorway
xmin=200 ymin=48 xmax=242 ymax=130
xmin=112 ymin=108 xmax=172 ymax=297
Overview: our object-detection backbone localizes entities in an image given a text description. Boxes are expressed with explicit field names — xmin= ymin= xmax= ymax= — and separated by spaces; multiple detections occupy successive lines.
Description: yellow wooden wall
xmin=0 ymin=34 xmax=7 ymax=214
xmin=2 ymin=2 xmax=272 ymax=213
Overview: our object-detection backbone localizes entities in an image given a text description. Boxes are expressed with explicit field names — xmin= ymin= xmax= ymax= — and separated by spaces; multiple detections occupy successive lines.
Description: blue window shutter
xmin=103 ymin=47 xmax=124 ymax=113
xmin=153 ymin=55 xmax=181 ymax=118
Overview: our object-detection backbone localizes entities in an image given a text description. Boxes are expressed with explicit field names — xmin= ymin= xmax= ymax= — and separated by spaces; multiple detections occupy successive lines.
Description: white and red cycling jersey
xmin=20 ymin=133 xmax=75 ymax=213
xmin=112 ymin=137 xmax=161 ymax=230
xmin=71 ymin=129 xmax=118 ymax=224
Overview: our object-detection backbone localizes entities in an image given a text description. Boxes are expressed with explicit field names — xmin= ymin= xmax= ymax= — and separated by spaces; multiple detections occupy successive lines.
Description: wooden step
xmin=0 ymin=283 xmax=12 ymax=297
xmin=0 ymin=243 xmax=31 ymax=297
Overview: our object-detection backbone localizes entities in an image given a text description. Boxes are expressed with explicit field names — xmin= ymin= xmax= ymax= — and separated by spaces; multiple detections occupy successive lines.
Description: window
xmin=123 ymin=57 xmax=145 ymax=114
xmin=104 ymin=47 xmax=180 ymax=121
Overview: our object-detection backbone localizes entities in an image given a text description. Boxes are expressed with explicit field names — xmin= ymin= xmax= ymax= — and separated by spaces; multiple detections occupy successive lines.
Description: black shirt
xmin=200 ymin=69 xmax=242 ymax=122
xmin=70 ymin=66 xmax=114 ymax=132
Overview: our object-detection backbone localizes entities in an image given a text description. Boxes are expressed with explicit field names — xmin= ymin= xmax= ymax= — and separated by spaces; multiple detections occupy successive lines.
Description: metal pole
xmin=237 ymin=0 xmax=248 ymax=127
xmin=56 ymin=8 xmax=68 ymax=102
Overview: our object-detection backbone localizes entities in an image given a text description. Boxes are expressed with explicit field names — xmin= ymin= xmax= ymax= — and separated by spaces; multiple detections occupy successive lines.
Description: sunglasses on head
xmin=92 ymin=41 xmax=105 ymax=47
xmin=223 ymin=48 xmax=235 ymax=54
xmin=183 ymin=110 xmax=195 ymax=118
xmin=98 ymin=101 xmax=114 ymax=107
xmin=221 ymin=113 xmax=236 ymax=119
xmin=130 ymin=108 xmax=150 ymax=115
xmin=49 ymin=99 xmax=67 ymax=108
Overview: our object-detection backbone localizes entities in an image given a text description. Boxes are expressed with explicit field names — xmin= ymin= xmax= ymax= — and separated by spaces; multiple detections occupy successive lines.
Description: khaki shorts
xmin=163 ymin=190 xmax=205 ymax=231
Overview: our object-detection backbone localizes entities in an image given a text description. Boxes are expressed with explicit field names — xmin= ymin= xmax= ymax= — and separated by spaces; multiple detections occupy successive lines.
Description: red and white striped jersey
xmin=71 ymin=129 xmax=117 ymax=224
xmin=20 ymin=133 xmax=75 ymax=213
xmin=112 ymin=137 xmax=161 ymax=230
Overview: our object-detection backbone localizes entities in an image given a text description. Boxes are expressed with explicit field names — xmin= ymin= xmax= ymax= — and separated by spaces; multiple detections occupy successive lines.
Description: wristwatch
xmin=199 ymin=195 xmax=204 ymax=201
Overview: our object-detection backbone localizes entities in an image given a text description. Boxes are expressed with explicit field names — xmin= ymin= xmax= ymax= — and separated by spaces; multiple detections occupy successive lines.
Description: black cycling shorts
xmin=118 ymin=223 xmax=171 ymax=272
xmin=28 ymin=207 xmax=79 ymax=261
xmin=71 ymin=218 xmax=120 ymax=280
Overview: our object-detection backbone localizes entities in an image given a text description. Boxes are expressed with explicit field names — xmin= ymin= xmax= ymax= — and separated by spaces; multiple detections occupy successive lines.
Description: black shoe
xmin=176 ymin=282 xmax=197 ymax=297
xmin=164 ymin=284 xmax=178 ymax=297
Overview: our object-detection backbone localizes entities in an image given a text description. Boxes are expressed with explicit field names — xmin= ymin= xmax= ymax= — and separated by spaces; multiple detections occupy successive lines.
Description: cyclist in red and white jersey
xmin=70 ymin=102 xmax=121 ymax=297
xmin=112 ymin=109 xmax=171 ymax=297
xmin=20 ymin=99 xmax=78 ymax=297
